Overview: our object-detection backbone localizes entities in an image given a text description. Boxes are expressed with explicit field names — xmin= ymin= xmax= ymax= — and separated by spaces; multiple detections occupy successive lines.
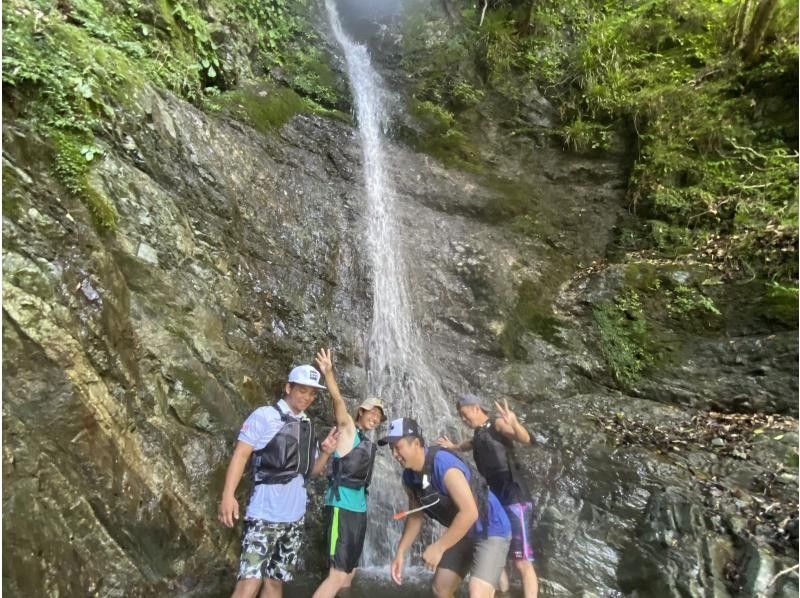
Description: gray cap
xmin=455 ymin=393 xmax=487 ymax=411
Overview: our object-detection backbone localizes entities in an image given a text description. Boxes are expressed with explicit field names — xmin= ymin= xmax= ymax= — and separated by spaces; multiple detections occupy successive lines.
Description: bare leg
xmin=498 ymin=568 xmax=510 ymax=593
xmin=513 ymin=560 xmax=538 ymax=598
xmin=258 ymin=579 xmax=283 ymax=598
xmin=312 ymin=567 xmax=352 ymax=598
xmin=231 ymin=579 xmax=262 ymax=598
xmin=468 ymin=576 xmax=495 ymax=598
xmin=337 ymin=570 xmax=356 ymax=596
xmin=432 ymin=568 xmax=462 ymax=598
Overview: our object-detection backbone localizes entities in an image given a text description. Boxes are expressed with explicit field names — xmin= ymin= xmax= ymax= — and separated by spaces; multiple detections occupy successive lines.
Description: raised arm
xmin=494 ymin=398 xmax=531 ymax=445
xmin=315 ymin=348 xmax=354 ymax=434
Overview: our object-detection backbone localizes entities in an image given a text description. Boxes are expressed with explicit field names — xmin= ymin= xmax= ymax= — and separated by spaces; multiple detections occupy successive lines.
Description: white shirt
xmin=238 ymin=399 xmax=313 ymax=522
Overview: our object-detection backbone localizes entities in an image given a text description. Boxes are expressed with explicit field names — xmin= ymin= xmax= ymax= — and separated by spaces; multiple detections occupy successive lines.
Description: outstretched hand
xmin=390 ymin=553 xmax=404 ymax=585
xmin=436 ymin=435 xmax=457 ymax=450
xmin=315 ymin=348 xmax=333 ymax=375
xmin=494 ymin=398 xmax=519 ymax=427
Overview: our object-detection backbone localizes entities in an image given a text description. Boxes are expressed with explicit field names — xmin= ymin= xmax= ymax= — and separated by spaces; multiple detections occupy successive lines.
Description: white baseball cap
xmin=287 ymin=364 xmax=326 ymax=389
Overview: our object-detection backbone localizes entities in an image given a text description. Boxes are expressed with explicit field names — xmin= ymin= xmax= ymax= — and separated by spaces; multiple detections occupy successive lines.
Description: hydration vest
xmin=252 ymin=403 xmax=315 ymax=486
xmin=404 ymin=447 xmax=490 ymax=534
xmin=328 ymin=429 xmax=377 ymax=500
xmin=472 ymin=421 xmax=529 ymax=501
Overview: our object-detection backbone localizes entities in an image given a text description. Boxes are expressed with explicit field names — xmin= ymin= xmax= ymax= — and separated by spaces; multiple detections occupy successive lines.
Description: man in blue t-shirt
xmin=379 ymin=417 xmax=511 ymax=598
xmin=218 ymin=364 xmax=338 ymax=598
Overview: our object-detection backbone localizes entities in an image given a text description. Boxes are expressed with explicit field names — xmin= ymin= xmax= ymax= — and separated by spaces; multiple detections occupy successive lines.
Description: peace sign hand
xmin=494 ymin=398 xmax=519 ymax=427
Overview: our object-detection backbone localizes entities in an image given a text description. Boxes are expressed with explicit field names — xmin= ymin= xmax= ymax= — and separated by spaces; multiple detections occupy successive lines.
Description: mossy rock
xmin=207 ymin=84 xmax=309 ymax=133
xmin=500 ymin=280 xmax=563 ymax=358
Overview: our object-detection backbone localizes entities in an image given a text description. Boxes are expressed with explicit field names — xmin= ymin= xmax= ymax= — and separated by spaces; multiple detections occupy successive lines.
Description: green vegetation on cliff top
xmin=2 ymin=0 xmax=343 ymax=230
xmin=401 ymin=0 xmax=798 ymax=282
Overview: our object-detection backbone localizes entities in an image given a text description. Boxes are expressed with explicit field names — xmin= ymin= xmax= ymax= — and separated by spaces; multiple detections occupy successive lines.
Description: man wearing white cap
xmin=218 ymin=363 xmax=338 ymax=598
xmin=312 ymin=348 xmax=387 ymax=598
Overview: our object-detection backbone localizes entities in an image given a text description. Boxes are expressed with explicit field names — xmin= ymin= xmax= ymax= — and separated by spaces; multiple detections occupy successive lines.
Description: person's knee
xmin=431 ymin=580 xmax=451 ymax=598
xmin=468 ymin=576 xmax=495 ymax=598
xmin=329 ymin=568 xmax=352 ymax=584
xmin=432 ymin=576 xmax=457 ymax=598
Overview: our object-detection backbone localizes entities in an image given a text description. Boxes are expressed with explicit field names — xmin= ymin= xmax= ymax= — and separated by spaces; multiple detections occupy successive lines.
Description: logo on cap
xmin=378 ymin=417 xmax=421 ymax=445
xmin=287 ymin=364 xmax=326 ymax=389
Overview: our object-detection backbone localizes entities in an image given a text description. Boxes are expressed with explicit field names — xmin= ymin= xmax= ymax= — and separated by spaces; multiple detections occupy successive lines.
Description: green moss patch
xmin=500 ymin=280 xmax=563 ymax=358
xmin=207 ymin=85 xmax=309 ymax=133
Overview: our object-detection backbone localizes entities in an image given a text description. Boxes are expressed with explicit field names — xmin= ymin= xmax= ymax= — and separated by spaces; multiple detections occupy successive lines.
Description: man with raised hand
xmin=437 ymin=394 xmax=539 ymax=598
xmin=383 ymin=417 xmax=511 ymax=598
xmin=218 ymin=363 xmax=338 ymax=598
xmin=312 ymin=348 xmax=387 ymax=598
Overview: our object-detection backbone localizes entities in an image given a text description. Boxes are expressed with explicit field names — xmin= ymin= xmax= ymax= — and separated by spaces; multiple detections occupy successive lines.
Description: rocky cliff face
xmin=3 ymin=2 xmax=797 ymax=597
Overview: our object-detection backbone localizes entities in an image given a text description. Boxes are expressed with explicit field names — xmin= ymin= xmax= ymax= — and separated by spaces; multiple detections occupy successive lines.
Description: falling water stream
xmin=325 ymin=0 xmax=458 ymax=572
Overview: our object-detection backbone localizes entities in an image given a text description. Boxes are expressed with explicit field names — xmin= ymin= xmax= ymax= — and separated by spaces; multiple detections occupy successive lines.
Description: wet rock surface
xmin=3 ymin=9 xmax=798 ymax=598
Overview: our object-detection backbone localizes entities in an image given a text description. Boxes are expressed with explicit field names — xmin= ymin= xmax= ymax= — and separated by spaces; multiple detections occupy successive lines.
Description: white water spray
xmin=325 ymin=0 xmax=456 ymax=566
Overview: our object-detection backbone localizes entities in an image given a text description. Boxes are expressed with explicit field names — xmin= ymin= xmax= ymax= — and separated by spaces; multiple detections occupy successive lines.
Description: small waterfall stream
xmin=325 ymin=0 xmax=457 ymax=569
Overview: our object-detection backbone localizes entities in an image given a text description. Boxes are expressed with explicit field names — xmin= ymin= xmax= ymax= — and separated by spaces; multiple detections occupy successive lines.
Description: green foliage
xmin=4 ymin=0 xmax=337 ymax=236
xmin=283 ymin=48 xmax=341 ymax=107
xmin=477 ymin=7 xmax=522 ymax=78
xmin=205 ymin=86 xmax=309 ymax=133
xmin=170 ymin=0 xmax=221 ymax=82
xmin=764 ymin=281 xmax=800 ymax=323
xmin=234 ymin=0 xmax=308 ymax=65
xmin=665 ymin=284 xmax=721 ymax=317
xmin=406 ymin=98 xmax=478 ymax=166
xmin=451 ymin=80 xmax=485 ymax=109
xmin=457 ymin=0 xmax=799 ymax=281
xmin=593 ymin=288 xmax=654 ymax=386
xmin=400 ymin=4 xmax=477 ymax=108
xmin=52 ymin=132 xmax=117 ymax=231
xmin=560 ymin=117 xmax=611 ymax=151
xmin=3 ymin=3 xmax=135 ymax=133
xmin=569 ymin=0 xmax=797 ymax=280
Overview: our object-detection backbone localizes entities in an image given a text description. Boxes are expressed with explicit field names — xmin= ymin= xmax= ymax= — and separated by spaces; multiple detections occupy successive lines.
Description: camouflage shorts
xmin=238 ymin=518 xmax=304 ymax=581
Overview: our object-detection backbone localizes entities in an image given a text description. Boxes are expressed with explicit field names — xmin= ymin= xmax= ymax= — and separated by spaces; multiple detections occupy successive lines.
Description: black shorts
xmin=323 ymin=505 xmax=367 ymax=573
xmin=438 ymin=533 xmax=474 ymax=578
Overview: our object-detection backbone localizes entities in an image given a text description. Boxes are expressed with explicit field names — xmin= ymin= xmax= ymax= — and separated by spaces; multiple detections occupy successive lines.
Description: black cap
xmin=377 ymin=417 xmax=421 ymax=446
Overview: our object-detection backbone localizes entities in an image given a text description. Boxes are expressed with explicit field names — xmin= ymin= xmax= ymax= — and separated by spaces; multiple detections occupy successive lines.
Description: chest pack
xmin=404 ymin=447 xmax=490 ymax=534
xmin=251 ymin=403 xmax=316 ymax=486
xmin=472 ymin=422 xmax=528 ymax=498
xmin=328 ymin=429 xmax=377 ymax=500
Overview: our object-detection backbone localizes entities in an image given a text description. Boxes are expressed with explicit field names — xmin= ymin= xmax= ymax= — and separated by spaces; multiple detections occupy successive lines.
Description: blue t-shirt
xmin=238 ymin=399 xmax=316 ymax=522
xmin=403 ymin=449 xmax=511 ymax=538
xmin=324 ymin=433 xmax=367 ymax=512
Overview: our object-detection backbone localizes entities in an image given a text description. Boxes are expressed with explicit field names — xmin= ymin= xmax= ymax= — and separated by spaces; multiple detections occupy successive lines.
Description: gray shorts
xmin=471 ymin=535 xmax=511 ymax=587
xmin=438 ymin=534 xmax=511 ymax=588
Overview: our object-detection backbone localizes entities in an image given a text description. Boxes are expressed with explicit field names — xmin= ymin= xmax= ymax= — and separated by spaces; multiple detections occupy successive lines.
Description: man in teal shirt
xmin=312 ymin=349 xmax=387 ymax=598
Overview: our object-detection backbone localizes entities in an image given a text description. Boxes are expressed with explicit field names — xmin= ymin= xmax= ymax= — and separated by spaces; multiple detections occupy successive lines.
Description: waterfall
xmin=325 ymin=0 xmax=456 ymax=569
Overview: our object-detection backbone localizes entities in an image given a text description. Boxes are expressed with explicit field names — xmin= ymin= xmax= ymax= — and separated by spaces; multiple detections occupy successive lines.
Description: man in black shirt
xmin=438 ymin=394 xmax=539 ymax=598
